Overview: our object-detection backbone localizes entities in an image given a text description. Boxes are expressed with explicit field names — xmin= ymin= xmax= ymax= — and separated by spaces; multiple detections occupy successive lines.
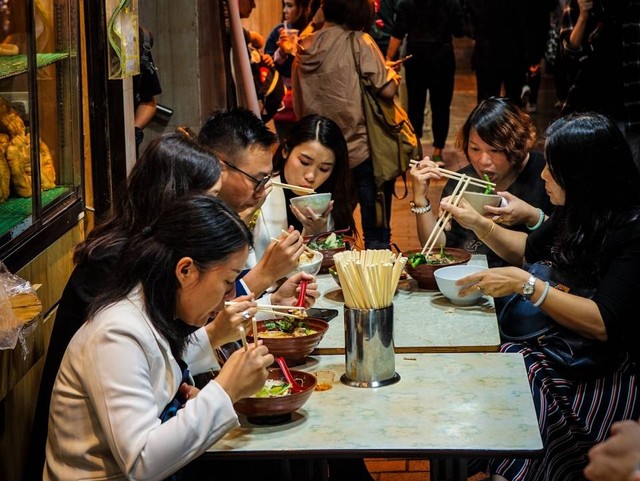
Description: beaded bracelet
xmin=532 ymin=281 xmax=551 ymax=307
xmin=410 ymin=200 xmax=431 ymax=215
xmin=526 ymin=208 xmax=545 ymax=231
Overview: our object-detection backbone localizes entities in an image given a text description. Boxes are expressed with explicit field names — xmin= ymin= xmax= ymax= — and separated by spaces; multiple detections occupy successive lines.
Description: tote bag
xmin=349 ymin=33 xmax=422 ymax=227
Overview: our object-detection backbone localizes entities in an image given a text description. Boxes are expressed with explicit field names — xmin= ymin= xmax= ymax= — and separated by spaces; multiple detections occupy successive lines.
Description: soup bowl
xmin=405 ymin=248 xmax=472 ymax=290
xmin=434 ymin=264 xmax=488 ymax=305
xmin=461 ymin=191 xmax=503 ymax=215
xmin=234 ymin=368 xmax=316 ymax=423
xmin=248 ymin=318 xmax=329 ymax=364
xmin=289 ymin=249 xmax=323 ymax=277
xmin=305 ymin=231 xmax=357 ymax=273
xmin=289 ymin=193 xmax=332 ymax=216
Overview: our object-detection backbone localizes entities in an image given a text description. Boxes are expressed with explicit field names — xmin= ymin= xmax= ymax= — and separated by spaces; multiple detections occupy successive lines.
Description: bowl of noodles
xmin=248 ymin=317 xmax=329 ymax=364
xmin=290 ymin=249 xmax=323 ymax=277
xmin=405 ymin=247 xmax=472 ymax=290
xmin=234 ymin=368 xmax=317 ymax=423
xmin=305 ymin=231 xmax=357 ymax=273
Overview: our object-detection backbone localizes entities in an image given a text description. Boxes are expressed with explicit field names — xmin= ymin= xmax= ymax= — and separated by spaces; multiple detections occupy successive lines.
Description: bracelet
xmin=526 ymin=208 xmax=545 ymax=231
xmin=532 ymin=281 xmax=551 ymax=307
xmin=477 ymin=220 xmax=495 ymax=240
xmin=410 ymin=200 xmax=431 ymax=215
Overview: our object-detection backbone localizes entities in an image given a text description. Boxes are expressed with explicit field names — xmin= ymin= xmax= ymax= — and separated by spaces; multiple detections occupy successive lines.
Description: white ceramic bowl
xmin=290 ymin=249 xmax=323 ymax=276
xmin=462 ymin=191 xmax=503 ymax=215
xmin=434 ymin=264 xmax=487 ymax=305
xmin=289 ymin=193 xmax=332 ymax=216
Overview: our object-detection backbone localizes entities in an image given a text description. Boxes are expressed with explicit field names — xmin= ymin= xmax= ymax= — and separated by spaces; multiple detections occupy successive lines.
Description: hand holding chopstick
xmin=409 ymin=159 xmax=495 ymax=190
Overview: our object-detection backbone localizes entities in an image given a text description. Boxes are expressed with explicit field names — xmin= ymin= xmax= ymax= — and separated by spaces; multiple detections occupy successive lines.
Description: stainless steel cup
xmin=341 ymin=304 xmax=400 ymax=388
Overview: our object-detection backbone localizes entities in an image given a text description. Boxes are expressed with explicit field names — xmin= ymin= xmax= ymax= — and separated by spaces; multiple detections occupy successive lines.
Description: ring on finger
xmin=242 ymin=311 xmax=252 ymax=321
xmin=495 ymin=217 xmax=503 ymax=224
xmin=476 ymin=285 xmax=483 ymax=293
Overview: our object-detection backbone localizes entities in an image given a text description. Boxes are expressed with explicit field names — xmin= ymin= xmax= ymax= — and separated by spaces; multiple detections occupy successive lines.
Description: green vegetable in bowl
xmin=408 ymin=246 xmax=455 ymax=267
xmin=308 ymin=232 xmax=345 ymax=250
xmin=264 ymin=318 xmax=315 ymax=335
xmin=253 ymin=379 xmax=292 ymax=398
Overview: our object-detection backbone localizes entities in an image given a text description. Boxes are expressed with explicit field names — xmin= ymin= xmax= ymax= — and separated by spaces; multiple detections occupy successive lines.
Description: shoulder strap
xmin=348 ymin=32 xmax=363 ymax=79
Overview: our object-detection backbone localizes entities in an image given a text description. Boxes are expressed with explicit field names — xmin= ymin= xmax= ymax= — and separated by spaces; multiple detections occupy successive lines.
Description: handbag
xmin=349 ymin=33 xmax=422 ymax=227
xmin=499 ymin=261 xmax=621 ymax=380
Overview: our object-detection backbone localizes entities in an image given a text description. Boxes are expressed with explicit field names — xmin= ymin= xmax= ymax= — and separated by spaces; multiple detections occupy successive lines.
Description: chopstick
xmin=252 ymin=317 xmax=259 ymax=346
xmin=409 ymin=160 xmax=496 ymax=189
xmin=238 ymin=326 xmax=248 ymax=352
xmin=271 ymin=181 xmax=316 ymax=194
xmin=420 ymin=175 xmax=472 ymax=257
xmin=275 ymin=230 xmax=318 ymax=255
xmin=224 ymin=301 xmax=307 ymax=313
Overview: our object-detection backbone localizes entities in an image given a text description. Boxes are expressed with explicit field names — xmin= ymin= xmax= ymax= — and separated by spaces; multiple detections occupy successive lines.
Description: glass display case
xmin=0 ymin=0 xmax=83 ymax=268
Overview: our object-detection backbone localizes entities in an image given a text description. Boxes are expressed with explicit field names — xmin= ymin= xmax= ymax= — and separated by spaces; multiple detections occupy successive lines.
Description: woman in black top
xmin=444 ymin=113 xmax=640 ymax=481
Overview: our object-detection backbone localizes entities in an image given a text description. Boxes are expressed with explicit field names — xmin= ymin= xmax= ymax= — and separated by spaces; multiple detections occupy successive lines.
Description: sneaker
xmin=521 ymin=85 xmax=531 ymax=106
xmin=525 ymin=103 xmax=537 ymax=113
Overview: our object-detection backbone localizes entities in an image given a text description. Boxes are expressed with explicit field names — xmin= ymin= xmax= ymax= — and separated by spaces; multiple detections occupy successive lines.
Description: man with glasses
xmin=199 ymin=108 xmax=307 ymax=298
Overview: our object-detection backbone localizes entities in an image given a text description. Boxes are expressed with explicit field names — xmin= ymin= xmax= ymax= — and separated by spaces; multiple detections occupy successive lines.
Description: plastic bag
xmin=0 ymin=261 xmax=41 ymax=352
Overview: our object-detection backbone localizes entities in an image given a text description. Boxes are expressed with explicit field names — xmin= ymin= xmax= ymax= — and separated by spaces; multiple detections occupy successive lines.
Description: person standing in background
xmin=370 ymin=0 xmax=400 ymax=57
xmin=133 ymin=26 xmax=162 ymax=155
xmin=386 ymin=0 xmax=464 ymax=165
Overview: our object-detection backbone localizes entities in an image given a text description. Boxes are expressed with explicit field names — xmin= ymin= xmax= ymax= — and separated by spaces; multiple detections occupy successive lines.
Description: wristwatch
xmin=522 ymin=275 xmax=537 ymax=300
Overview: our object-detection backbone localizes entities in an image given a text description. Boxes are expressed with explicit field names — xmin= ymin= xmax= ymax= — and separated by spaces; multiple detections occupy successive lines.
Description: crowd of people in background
xmin=33 ymin=0 xmax=640 ymax=480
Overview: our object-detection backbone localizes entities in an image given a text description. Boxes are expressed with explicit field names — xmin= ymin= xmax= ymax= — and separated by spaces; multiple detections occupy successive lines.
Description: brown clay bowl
xmin=248 ymin=318 xmax=329 ymax=364
xmin=234 ymin=368 xmax=316 ymax=422
xmin=304 ymin=232 xmax=356 ymax=273
xmin=405 ymin=248 xmax=472 ymax=290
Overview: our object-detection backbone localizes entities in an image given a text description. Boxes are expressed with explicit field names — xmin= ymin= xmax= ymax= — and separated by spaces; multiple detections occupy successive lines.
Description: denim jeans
xmin=352 ymin=158 xmax=394 ymax=249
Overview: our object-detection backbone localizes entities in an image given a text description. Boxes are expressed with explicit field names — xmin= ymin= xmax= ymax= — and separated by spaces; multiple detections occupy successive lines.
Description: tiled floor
xmin=357 ymin=39 xmax=560 ymax=481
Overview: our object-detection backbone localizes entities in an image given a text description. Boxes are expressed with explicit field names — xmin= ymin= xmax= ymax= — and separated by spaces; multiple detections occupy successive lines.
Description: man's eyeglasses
xmin=221 ymin=159 xmax=273 ymax=192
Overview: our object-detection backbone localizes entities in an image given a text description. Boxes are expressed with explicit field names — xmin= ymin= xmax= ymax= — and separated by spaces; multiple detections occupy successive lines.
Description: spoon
xmin=275 ymin=356 xmax=304 ymax=393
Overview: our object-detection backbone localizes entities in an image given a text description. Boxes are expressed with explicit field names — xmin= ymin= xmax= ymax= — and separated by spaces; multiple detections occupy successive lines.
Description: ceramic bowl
xmin=434 ymin=264 xmax=488 ymax=305
xmin=290 ymin=249 xmax=323 ymax=277
xmin=461 ymin=191 xmax=503 ymax=215
xmin=405 ymin=248 xmax=472 ymax=290
xmin=289 ymin=193 xmax=332 ymax=216
xmin=234 ymin=368 xmax=316 ymax=422
xmin=248 ymin=318 xmax=330 ymax=364
xmin=305 ymin=233 xmax=357 ymax=273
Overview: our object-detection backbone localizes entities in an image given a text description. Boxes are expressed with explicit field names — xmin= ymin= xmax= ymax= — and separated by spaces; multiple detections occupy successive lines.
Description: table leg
xmin=430 ymin=458 xmax=468 ymax=481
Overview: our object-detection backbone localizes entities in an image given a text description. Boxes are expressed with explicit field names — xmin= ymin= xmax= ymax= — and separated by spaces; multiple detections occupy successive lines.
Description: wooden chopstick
xmin=238 ymin=326 xmax=248 ymax=352
xmin=224 ymin=301 xmax=307 ymax=312
xmin=276 ymin=230 xmax=318 ymax=255
xmin=409 ymin=159 xmax=496 ymax=189
xmin=421 ymin=175 xmax=472 ymax=256
xmin=255 ymin=308 xmax=307 ymax=319
xmin=271 ymin=181 xmax=316 ymax=194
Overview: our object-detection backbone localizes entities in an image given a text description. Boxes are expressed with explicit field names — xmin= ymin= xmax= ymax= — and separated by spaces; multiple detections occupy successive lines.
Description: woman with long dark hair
xmin=44 ymin=195 xmax=274 ymax=481
xmin=248 ymin=114 xmax=356 ymax=266
xmin=444 ymin=113 xmax=640 ymax=480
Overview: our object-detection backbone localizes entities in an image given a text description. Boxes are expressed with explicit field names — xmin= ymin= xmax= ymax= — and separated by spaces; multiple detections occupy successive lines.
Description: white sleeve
xmin=184 ymin=327 xmax=221 ymax=375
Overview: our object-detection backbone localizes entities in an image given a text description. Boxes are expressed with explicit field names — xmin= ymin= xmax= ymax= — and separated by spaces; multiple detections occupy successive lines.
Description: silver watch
xmin=522 ymin=275 xmax=536 ymax=300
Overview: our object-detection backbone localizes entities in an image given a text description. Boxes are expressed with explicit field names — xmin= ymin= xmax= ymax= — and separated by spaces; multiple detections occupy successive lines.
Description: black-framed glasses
xmin=221 ymin=159 xmax=273 ymax=192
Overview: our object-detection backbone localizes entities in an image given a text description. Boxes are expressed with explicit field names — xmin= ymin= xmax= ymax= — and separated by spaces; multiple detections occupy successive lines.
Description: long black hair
xmin=545 ymin=113 xmax=640 ymax=278
xmin=75 ymin=132 xmax=221 ymax=264
xmin=457 ymin=97 xmax=537 ymax=165
xmin=273 ymin=114 xmax=356 ymax=233
xmin=88 ymin=195 xmax=253 ymax=358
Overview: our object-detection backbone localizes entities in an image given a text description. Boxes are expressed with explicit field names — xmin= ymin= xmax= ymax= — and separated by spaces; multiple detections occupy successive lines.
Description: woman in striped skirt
xmin=440 ymin=112 xmax=640 ymax=481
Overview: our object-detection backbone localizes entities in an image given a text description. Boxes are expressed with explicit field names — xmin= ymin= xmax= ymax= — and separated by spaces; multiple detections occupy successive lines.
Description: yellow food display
xmin=0 ymin=43 xmax=19 ymax=56
xmin=0 ymin=96 xmax=26 ymax=137
xmin=5 ymin=134 xmax=56 ymax=197
xmin=0 ymin=134 xmax=10 ymax=202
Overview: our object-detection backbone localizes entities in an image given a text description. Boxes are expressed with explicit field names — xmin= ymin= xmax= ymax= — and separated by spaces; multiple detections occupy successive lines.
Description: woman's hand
xmin=291 ymin=201 xmax=333 ymax=235
xmin=214 ymin=342 xmax=274 ymax=403
xmin=207 ymin=294 xmax=257 ymax=348
xmin=577 ymin=0 xmax=594 ymax=17
xmin=271 ymin=272 xmax=320 ymax=307
xmin=179 ymin=383 xmax=200 ymax=402
xmin=439 ymin=196 xmax=486 ymax=231
xmin=483 ymin=191 xmax=540 ymax=227
xmin=410 ymin=157 xmax=443 ymax=200
xmin=456 ymin=266 xmax=530 ymax=298
xmin=277 ymin=28 xmax=296 ymax=55
xmin=584 ymin=420 xmax=640 ymax=481
xmin=259 ymin=228 xmax=306 ymax=279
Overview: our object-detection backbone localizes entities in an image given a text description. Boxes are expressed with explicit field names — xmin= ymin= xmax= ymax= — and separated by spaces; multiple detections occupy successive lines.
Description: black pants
xmin=404 ymin=43 xmax=456 ymax=148
xmin=475 ymin=62 xmax=524 ymax=105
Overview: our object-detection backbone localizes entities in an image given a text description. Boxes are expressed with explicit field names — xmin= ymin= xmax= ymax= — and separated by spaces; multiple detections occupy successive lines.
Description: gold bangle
xmin=478 ymin=220 xmax=495 ymax=240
